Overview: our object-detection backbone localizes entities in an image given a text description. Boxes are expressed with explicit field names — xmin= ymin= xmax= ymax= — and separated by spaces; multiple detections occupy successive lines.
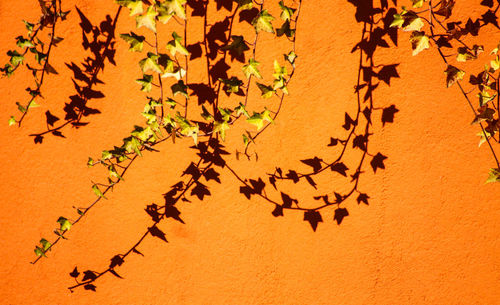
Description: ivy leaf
xmin=148 ymin=226 xmax=168 ymax=243
xmin=411 ymin=0 xmax=425 ymax=8
xmin=221 ymin=35 xmax=249 ymax=56
xmin=390 ymin=13 xmax=404 ymax=28
xmin=136 ymin=5 xmax=158 ymax=32
xmin=214 ymin=121 xmax=230 ymax=140
xmin=120 ymin=32 xmax=145 ymax=52
xmin=34 ymin=246 xmax=46 ymax=257
xmin=370 ymin=152 xmax=387 ymax=173
xmin=16 ymin=36 xmax=34 ymax=48
xmin=456 ymin=46 xmax=482 ymax=62
xmin=276 ymin=20 xmax=295 ymax=38
xmin=278 ymin=1 xmax=296 ymax=21
xmin=486 ymin=168 xmax=500 ymax=183
xmin=403 ymin=12 xmax=424 ymax=31
xmin=8 ymin=50 xmax=24 ymax=66
xmin=284 ymin=51 xmax=297 ymax=66
xmin=247 ymin=113 xmax=264 ymax=129
xmin=40 ymin=238 xmax=51 ymax=251
xmin=472 ymin=107 xmax=495 ymax=124
xmin=139 ymin=52 xmax=162 ymax=74
xmin=256 ymin=83 xmax=275 ymax=98
xmin=444 ymin=65 xmax=465 ymax=88
xmin=8 ymin=116 xmax=16 ymax=126
xmin=304 ymin=210 xmax=322 ymax=231
xmin=334 ymin=208 xmax=349 ymax=225
xmin=136 ymin=74 xmax=153 ymax=92
xmin=57 ymin=216 xmax=72 ymax=231
xmin=163 ymin=0 xmax=187 ymax=20
xmin=252 ymin=9 xmax=275 ymax=33
xmin=166 ymin=32 xmax=189 ymax=56
xmin=171 ymin=80 xmax=188 ymax=98
xmin=220 ymin=77 xmax=244 ymax=95
xmin=409 ymin=31 xmax=430 ymax=56
xmin=92 ymin=184 xmax=106 ymax=199
xmin=115 ymin=0 xmax=143 ymax=16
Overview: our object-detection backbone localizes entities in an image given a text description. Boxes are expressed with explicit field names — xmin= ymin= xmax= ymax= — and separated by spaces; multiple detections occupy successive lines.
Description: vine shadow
xmin=65 ymin=0 xmax=405 ymax=292
xmin=30 ymin=6 xmax=121 ymax=144
xmin=231 ymin=0 xmax=400 ymax=230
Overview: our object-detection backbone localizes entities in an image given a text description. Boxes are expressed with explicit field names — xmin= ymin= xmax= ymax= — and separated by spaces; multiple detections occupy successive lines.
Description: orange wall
xmin=0 ymin=0 xmax=499 ymax=304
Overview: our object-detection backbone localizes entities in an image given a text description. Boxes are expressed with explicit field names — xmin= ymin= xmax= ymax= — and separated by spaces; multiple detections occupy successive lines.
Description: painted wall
xmin=0 ymin=0 xmax=499 ymax=304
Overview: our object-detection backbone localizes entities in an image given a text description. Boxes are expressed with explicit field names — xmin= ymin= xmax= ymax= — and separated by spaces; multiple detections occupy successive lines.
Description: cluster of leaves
xmin=390 ymin=0 xmax=500 ymax=182
xmin=28 ymin=0 xmax=304 ymax=288
xmin=3 ymin=0 xmax=69 ymax=127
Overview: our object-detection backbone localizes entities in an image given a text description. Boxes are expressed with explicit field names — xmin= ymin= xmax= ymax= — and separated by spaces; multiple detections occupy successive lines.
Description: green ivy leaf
xmin=92 ymin=184 xmax=106 ymax=199
xmin=157 ymin=4 xmax=174 ymax=24
xmin=242 ymin=59 xmax=262 ymax=79
xmin=116 ymin=0 xmax=144 ymax=16
xmin=16 ymin=36 xmax=34 ymax=48
xmin=166 ymin=32 xmax=189 ymax=56
xmin=176 ymin=113 xmax=199 ymax=144
xmin=57 ymin=216 xmax=72 ymax=231
xmin=456 ymin=45 xmax=482 ymax=62
xmin=278 ymin=1 xmax=296 ymax=21
xmin=136 ymin=74 xmax=153 ymax=92
xmin=213 ymin=121 xmax=230 ymax=141
xmin=409 ymin=31 xmax=430 ymax=56
xmin=486 ymin=168 xmax=500 ymax=183
xmin=23 ymin=20 xmax=34 ymax=32
xmin=34 ymin=246 xmax=46 ymax=257
xmin=491 ymin=56 xmax=500 ymax=71
xmin=120 ymin=32 xmax=145 ymax=52
xmin=390 ymin=13 xmax=404 ymax=28
xmin=220 ymin=77 xmax=243 ymax=95
xmin=7 ymin=50 xmax=24 ymax=66
xmin=284 ymin=51 xmax=297 ymax=67
xmin=237 ymin=0 xmax=253 ymax=10
xmin=40 ymin=238 xmax=51 ymax=251
xmin=276 ymin=20 xmax=295 ymax=38
xmin=411 ymin=0 xmax=425 ymax=8
xmin=221 ymin=35 xmax=249 ymax=56
xmin=234 ymin=103 xmax=249 ymax=117
xmin=8 ymin=116 xmax=16 ymax=126
xmin=162 ymin=0 xmax=187 ymax=20
xmin=139 ymin=52 xmax=162 ymax=74
xmin=256 ymin=83 xmax=275 ymax=98
xmin=444 ymin=65 xmax=465 ymax=88
xmin=136 ymin=5 xmax=158 ymax=32
xmin=402 ymin=11 xmax=424 ymax=31
xmin=247 ymin=112 xmax=264 ymax=129
xmin=252 ymin=9 xmax=275 ymax=33
xmin=16 ymin=102 xmax=26 ymax=113
xmin=171 ymin=80 xmax=188 ymax=98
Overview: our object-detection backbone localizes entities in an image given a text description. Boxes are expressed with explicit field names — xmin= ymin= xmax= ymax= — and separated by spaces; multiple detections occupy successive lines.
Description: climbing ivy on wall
xmin=1 ymin=0 xmax=498 ymax=292
xmin=390 ymin=0 xmax=500 ymax=181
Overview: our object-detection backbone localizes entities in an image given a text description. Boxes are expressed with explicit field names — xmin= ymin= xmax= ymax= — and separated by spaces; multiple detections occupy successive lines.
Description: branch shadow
xmin=63 ymin=0 xmax=500 ymax=292
xmin=30 ymin=6 xmax=121 ymax=143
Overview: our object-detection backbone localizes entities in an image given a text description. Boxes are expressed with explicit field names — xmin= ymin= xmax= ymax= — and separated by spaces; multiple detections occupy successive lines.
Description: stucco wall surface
xmin=0 ymin=0 xmax=499 ymax=304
